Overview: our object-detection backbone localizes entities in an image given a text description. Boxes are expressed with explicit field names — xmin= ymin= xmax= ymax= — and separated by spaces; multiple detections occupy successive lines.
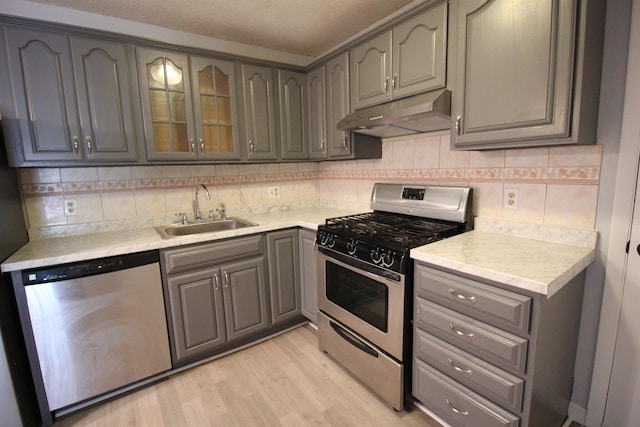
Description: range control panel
xmin=402 ymin=187 xmax=425 ymax=200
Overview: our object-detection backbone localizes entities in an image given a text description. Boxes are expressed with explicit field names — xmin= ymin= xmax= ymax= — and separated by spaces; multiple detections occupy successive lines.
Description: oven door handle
xmin=330 ymin=320 xmax=379 ymax=358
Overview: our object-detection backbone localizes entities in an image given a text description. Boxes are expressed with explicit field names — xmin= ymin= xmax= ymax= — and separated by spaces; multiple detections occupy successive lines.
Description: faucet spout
xmin=194 ymin=184 xmax=211 ymax=220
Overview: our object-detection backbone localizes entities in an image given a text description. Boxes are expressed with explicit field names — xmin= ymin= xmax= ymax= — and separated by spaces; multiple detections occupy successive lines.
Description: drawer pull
xmin=448 ymin=323 xmax=475 ymax=339
xmin=447 ymin=358 xmax=473 ymax=375
xmin=448 ymin=288 xmax=477 ymax=303
xmin=445 ymin=399 xmax=469 ymax=416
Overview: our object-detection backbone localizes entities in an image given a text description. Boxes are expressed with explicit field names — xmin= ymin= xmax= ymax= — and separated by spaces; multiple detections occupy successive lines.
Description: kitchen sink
xmin=156 ymin=217 xmax=258 ymax=239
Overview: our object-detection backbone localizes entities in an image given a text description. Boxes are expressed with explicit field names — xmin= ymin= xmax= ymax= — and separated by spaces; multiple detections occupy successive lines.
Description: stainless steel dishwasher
xmin=22 ymin=250 xmax=171 ymax=413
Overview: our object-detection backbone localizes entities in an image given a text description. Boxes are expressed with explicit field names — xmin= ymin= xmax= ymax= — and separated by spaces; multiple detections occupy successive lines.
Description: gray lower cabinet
xmin=267 ymin=229 xmax=301 ymax=324
xmin=413 ymin=262 xmax=586 ymax=427
xmin=298 ymin=228 xmax=318 ymax=323
xmin=161 ymin=235 xmax=269 ymax=365
xmin=1 ymin=27 xmax=139 ymax=166
xmin=240 ymin=64 xmax=278 ymax=160
xmin=449 ymin=0 xmax=606 ymax=150
xmin=278 ymin=70 xmax=308 ymax=160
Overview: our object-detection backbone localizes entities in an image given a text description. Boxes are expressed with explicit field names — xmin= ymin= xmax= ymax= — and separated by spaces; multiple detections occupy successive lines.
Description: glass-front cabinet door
xmin=137 ymin=48 xmax=197 ymax=161
xmin=191 ymin=57 xmax=240 ymax=160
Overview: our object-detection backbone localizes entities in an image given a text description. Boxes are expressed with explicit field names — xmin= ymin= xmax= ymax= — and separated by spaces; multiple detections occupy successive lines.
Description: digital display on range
xmin=402 ymin=187 xmax=425 ymax=200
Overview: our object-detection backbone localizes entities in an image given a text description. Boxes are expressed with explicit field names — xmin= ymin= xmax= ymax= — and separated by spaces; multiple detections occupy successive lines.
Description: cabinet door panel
xmin=306 ymin=65 xmax=326 ymax=159
xmin=166 ymin=268 xmax=227 ymax=362
xmin=452 ymin=0 xmax=576 ymax=147
xmin=222 ymin=257 xmax=269 ymax=341
xmin=278 ymin=70 xmax=307 ymax=159
xmin=350 ymin=32 xmax=392 ymax=110
xmin=241 ymin=64 xmax=277 ymax=160
xmin=326 ymin=53 xmax=352 ymax=157
xmin=393 ymin=3 xmax=447 ymax=98
xmin=191 ymin=57 xmax=241 ymax=160
xmin=267 ymin=230 xmax=300 ymax=324
xmin=71 ymin=38 xmax=138 ymax=161
xmin=299 ymin=229 xmax=318 ymax=323
xmin=4 ymin=28 xmax=81 ymax=161
xmin=137 ymin=47 xmax=196 ymax=160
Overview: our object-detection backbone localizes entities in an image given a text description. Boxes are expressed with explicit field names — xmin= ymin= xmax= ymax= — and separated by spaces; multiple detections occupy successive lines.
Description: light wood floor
xmin=53 ymin=325 xmax=439 ymax=427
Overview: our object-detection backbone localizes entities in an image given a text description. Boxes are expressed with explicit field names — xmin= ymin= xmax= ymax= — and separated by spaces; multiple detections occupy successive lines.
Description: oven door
xmin=318 ymin=251 xmax=405 ymax=360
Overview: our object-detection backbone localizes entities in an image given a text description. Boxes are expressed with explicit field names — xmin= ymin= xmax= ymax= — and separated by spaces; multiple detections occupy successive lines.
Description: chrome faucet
xmin=193 ymin=184 xmax=210 ymax=220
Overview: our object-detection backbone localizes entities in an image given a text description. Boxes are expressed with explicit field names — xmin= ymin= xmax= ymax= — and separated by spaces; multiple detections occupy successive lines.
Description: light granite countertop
xmin=1 ymin=207 xmax=361 ymax=273
xmin=3 ymin=213 xmax=598 ymax=300
xmin=410 ymin=218 xmax=598 ymax=298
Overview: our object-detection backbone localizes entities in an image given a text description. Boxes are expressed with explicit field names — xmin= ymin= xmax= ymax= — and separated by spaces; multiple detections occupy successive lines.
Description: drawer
xmin=414 ymin=328 xmax=524 ymax=412
xmin=413 ymin=359 xmax=519 ymax=427
xmin=416 ymin=298 xmax=528 ymax=374
xmin=162 ymin=235 xmax=264 ymax=274
xmin=415 ymin=264 xmax=531 ymax=334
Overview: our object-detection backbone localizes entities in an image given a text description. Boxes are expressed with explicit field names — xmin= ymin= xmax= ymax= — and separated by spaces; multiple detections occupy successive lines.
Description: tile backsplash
xmin=20 ymin=131 xmax=602 ymax=239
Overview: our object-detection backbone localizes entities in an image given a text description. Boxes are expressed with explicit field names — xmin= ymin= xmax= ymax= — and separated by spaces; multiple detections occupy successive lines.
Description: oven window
xmin=325 ymin=261 xmax=388 ymax=332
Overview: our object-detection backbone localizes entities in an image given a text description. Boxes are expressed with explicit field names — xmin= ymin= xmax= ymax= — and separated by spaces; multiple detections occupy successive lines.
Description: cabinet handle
xmin=86 ymin=136 xmax=93 ymax=156
xmin=448 ymin=289 xmax=477 ymax=303
xmin=72 ymin=136 xmax=80 ymax=156
xmin=223 ymin=271 xmax=230 ymax=288
xmin=455 ymin=116 xmax=462 ymax=138
xmin=199 ymin=138 xmax=204 ymax=153
xmin=342 ymin=133 xmax=349 ymax=150
xmin=447 ymin=358 xmax=473 ymax=375
xmin=392 ymin=74 xmax=397 ymax=90
xmin=248 ymin=139 xmax=254 ymax=153
xmin=445 ymin=399 xmax=469 ymax=416
xmin=313 ymin=238 xmax=318 ymax=253
xmin=384 ymin=76 xmax=389 ymax=93
xmin=448 ymin=323 xmax=475 ymax=339
xmin=320 ymin=139 xmax=325 ymax=151
xmin=213 ymin=273 xmax=220 ymax=291
xmin=190 ymin=138 xmax=195 ymax=152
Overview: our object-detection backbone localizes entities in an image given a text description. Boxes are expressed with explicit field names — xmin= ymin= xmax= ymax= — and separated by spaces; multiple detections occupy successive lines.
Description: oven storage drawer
xmin=415 ymin=265 xmax=531 ymax=334
xmin=318 ymin=312 xmax=404 ymax=411
xmin=416 ymin=297 xmax=528 ymax=374
xmin=162 ymin=235 xmax=264 ymax=274
xmin=414 ymin=329 xmax=524 ymax=412
xmin=414 ymin=359 xmax=520 ymax=427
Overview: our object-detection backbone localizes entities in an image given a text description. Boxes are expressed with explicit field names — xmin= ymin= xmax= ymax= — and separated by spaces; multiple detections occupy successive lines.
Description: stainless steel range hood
xmin=337 ymin=89 xmax=451 ymax=138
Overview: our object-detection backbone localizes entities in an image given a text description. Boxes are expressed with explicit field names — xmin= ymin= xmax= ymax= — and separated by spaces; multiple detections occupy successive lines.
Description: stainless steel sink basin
xmin=156 ymin=217 xmax=258 ymax=239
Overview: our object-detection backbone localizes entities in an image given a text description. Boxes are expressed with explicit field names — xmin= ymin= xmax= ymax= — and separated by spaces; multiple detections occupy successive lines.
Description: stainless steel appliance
xmin=317 ymin=183 xmax=472 ymax=411
xmin=20 ymin=251 xmax=171 ymax=419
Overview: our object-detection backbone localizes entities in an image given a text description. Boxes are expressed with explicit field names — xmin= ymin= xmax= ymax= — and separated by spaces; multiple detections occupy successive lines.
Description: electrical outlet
xmin=267 ymin=186 xmax=280 ymax=199
xmin=64 ymin=199 xmax=78 ymax=216
xmin=504 ymin=188 xmax=519 ymax=210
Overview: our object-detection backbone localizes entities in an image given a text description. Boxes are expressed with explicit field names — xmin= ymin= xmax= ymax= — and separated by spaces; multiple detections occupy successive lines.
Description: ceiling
xmin=27 ymin=0 xmax=416 ymax=58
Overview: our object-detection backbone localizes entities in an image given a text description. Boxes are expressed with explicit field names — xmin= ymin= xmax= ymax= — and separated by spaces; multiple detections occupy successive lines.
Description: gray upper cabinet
xmin=306 ymin=65 xmax=327 ymax=159
xmin=240 ymin=64 xmax=278 ymax=160
xmin=278 ymin=70 xmax=308 ymax=160
xmin=2 ymin=27 xmax=138 ymax=165
xmin=267 ymin=229 xmax=301 ymax=325
xmin=450 ymin=0 xmax=605 ymax=150
xmin=325 ymin=53 xmax=352 ymax=157
xmin=191 ymin=57 xmax=242 ymax=161
xmin=350 ymin=3 xmax=447 ymax=111
xmin=138 ymin=49 xmax=242 ymax=161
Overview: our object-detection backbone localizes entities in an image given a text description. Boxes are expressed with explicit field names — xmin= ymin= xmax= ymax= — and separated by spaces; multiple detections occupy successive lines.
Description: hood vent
xmin=337 ymin=89 xmax=451 ymax=138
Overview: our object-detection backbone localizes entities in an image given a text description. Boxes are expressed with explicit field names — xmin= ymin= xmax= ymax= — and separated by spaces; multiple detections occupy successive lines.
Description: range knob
xmin=346 ymin=239 xmax=357 ymax=255
xmin=327 ymin=234 xmax=336 ymax=248
xmin=319 ymin=232 xmax=330 ymax=246
xmin=370 ymin=249 xmax=382 ymax=264
xmin=382 ymin=253 xmax=393 ymax=268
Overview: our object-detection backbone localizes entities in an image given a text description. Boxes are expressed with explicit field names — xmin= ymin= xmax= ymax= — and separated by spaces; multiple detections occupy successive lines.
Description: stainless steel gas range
xmin=317 ymin=183 xmax=473 ymax=411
